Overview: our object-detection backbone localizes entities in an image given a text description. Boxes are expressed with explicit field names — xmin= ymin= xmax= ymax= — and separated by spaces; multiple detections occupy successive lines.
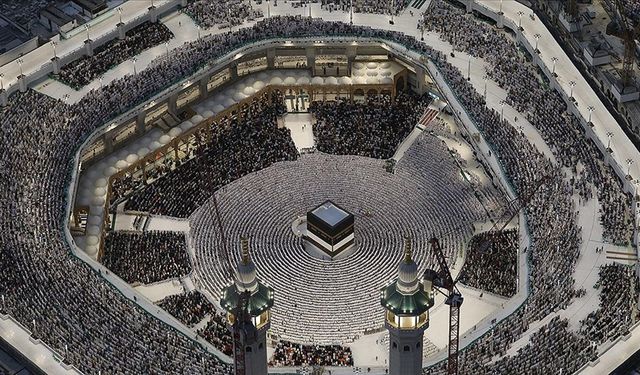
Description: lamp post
xmin=420 ymin=24 xmax=425 ymax=41
xmin=627 ymin=159 xmax=634 ymax=177
xmin=551 ymin=57 xmax=558 ymax=76
xmin=500 ymin=100 xmax=505 ymax=121
xmin=165 ymin=41 xmax=169 ymax=55
xmin=118 ymin=7 xmax=122 ymax=24
xmin=85 ymin=24 xmax=91 ymax=41
xmin=518 ymin=11 xmax=524 ymax=29
xmin=569 ymin=80 xmax=576 ymax=99
xmin=63 ymin=94 xmax=69 ymax=104
xmin=0 ymin=73 xmax=4 ymax=91
xmin=587 ymin=106 xmax=594 ymax=123
xmin=133 ymin=57 xmax=137 ymax=75
xmin=390 ymin=0 xmax=394 ymax=24
xmin=467 ymin=55 xmax=472 ymax=80
xmin=51 ymin=41 xmax=57 ymax=59
xmin=499 ymin=0 xmax=503 ymax=13
xmin=483 ymin=75 xmax=488 ymax=98
xmin=534 ymin=33 xmax=540 ymax=52
xmin=197 ymin=25 xmax=201 ymax=39
xmin=100 ymin=76 xmax=103 ymax=88
xmin=17 ymin=58 xmax=24 ymax=76
xmin=606 ymin=131 xmax=613 ymax=150
xmin=267 ymin=0 xmax=271 ymax=18
xmin=350 ymin=0 xmax=353 ymax=24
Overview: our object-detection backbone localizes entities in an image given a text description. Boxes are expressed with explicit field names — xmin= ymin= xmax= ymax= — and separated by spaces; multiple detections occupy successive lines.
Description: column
xmin=266 ymin=48 xmax=276 ymax=69
xmin=18 ymin=75 xmax=27 ymax=93
xmin=0 ymin=90 xmax=7 ymax=107
xmin=117 ymin=22 xmax=126 ymax=40
xmin=104 ymin=132 xmax=114 ymax=154
xmin=346 ymin=46 xmax=357 ymax=76
xmin=136 ymin=112 xmax=146 ymax=134
xmin=149 ymin=6 xmax=158 ymax=23
xmin=169 ymin=92 xmax=179 ymax=115
xmin=497 ymin=13 xmax=504 ymax=29
xmin=230 ymin=64 xmax=238 ymax=80
xmin=465 ymin=0 xmax=472 ymax=13
xmin=200 ymin=76 xmax=209 ymax=99
xmin=306 ymin=47 xmax=316 ymax=75
xmin=85 ymin=40 xmax=94 ymax=57
xmin=51 ymin=57 xmax=60 ymax=75
xmin=415 ymin=67 xmax=426 ymax=95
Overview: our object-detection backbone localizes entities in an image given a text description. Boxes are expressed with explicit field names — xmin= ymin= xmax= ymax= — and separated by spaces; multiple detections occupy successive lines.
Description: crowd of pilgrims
xmin=420 ymin=0 xmax=635 ymax=247
xmin=579 ymin=263 xmax=639 ymax=344
xmin=419 ymin=2 xmax=638 ymax=373
xmin=320 ymin=0 xmax=410 ymax=14
xmin=0 ymin=10 xmax=637 ymax=372
xmin=458 ymin=229 xmax=518 ymax=298
xmin=196 ymin=312 xmax=234 ymax=356
xmin=184 ymin=0 xmax=263 ymax=29
xmin=118 ymin=91 xmax=298 ymax=217
xmin=57 ymin=22 xmax=174 ymax=89
xmin=102 ymin=230 xmax=191 ymax=284
xmin=620 ymin=0 xmax=640 ymax=24
xmin=269 ymin=340 xmax=354 ymax=367
xmin=310 ymin=92 xmax=430 ymax=159
xmin=157 ymin=290 xmax=215 ymax=327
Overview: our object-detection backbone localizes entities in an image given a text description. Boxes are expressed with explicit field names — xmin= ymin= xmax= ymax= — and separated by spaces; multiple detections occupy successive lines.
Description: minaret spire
xmin=241 ymin=236 xmax=250 ymax=264
xmin=403 ymin=235 xmax=412 ymax=263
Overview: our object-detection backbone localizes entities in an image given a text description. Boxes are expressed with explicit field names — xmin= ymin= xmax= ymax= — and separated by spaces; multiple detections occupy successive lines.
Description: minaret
xmin=380 ymin=236 xmax=435 ymax=375
xmin=220 ymin=237 xmax=274 ymax=375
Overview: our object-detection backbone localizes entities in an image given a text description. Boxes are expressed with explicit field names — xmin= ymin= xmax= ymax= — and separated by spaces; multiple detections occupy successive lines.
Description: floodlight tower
xmin=220 ymin=237 xmax=274 ymax=375
xmin=380 ymin=236 xmax=435 ymax=375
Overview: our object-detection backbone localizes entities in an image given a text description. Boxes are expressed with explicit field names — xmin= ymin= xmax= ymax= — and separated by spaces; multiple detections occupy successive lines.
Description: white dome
xmin=126 ymin=154 xmax=139 ymax=164
xmin=191 ymin=115 xmax=204 ymax=123
xmin=353 ymin=62 xmax=365 ymax=69
xmin=168 ymin=127 xmax=182 ymax=137
xmin=325 ymin=76 xmax=339 ymax=85
xmin=202 ymin=110 xmax=214 ymax=118
xmin=213 ymin=104 xmax=226 ymax=113
xmin=94 ymin=178 xmax=107 ymax=188
xmin=284 ymin=76 xmax=297 ymax=85
xmin=86 ymin=245 xmax=98 ymax=256
xmin=297 ymin=76 xmax=311 ymax=85
xmin=86 ymin=236 xmax=99 ymax=246
xmin=159 ymin=135 xmax=171 ymax=145
xmin=115 ymin=159 xmax=128 ymax=170
xmin=253 ymin=80 xmax=266 ymax=90
xmin=311 ymin=76 xmax=324 ymax=85
xmin=366 ymin=70 xmax=378 ymax=77
xmin=270 ymin=77 xmax=283 ymax=85
xmin=137 ymin=147 xmax=150 ymax=158
xmin=380 ymin=62 xmax=391 ymax=69
xmin=235 ymin=239 xmax=259 ymax=293
xmin=86 ymin=225 xmax=101 ymax=236
xmin=366 ymin=62 xmax=378 ymax=69
xmin=396 ymin=238 xmax=419 ymax=295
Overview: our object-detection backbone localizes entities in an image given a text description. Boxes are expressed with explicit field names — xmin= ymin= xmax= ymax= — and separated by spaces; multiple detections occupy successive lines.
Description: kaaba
xmin=305 ymin=200 xmax=355 ymax=256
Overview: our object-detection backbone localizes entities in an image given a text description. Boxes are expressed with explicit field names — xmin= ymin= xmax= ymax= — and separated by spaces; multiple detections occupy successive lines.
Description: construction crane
xmin=608 ymin=0 xmax=640 ymax=87
xmin=476 ymin=175 xmax=550 ymax=252
xmin=425 ymin=176 xmax=549 ymax=375
xmin=425 ymin=238 xmax=463 ymax=375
